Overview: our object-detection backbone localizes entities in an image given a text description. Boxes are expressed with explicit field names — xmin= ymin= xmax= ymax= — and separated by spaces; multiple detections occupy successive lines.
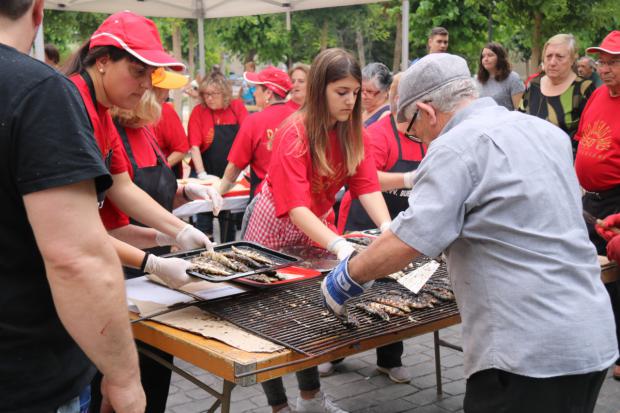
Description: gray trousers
xmin=261 ymin=367 xmax=321 ymax=406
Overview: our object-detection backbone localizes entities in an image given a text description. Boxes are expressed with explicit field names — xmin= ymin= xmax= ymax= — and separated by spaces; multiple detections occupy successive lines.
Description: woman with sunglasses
xmin=188 ymin=72 xmax=248 ymax=241
xmin=361 ymin=62 xmax=392 ymax=127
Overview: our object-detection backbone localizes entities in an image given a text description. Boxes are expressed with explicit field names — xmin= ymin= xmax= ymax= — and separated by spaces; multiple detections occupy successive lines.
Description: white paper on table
xmin=397 ymin=260 xmax=440 ymax=294
xmin=125 ymin=276 xmax=246 ymax=312
xmin=172 ymin=196 xmax=249 ymax=218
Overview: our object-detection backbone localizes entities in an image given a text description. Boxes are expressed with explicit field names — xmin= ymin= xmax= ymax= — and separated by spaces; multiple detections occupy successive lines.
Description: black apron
xmin=201 ymin=109 xmax=240 ymax=178
xmin=345 ymin=116 xmax=424 ymax=231
xmin=81 ymin=70 xmax=112 ymax=207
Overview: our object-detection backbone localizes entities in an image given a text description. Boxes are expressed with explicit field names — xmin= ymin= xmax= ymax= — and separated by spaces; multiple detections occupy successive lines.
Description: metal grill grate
xmin=199 ymin=258 xmax=459 ymax=356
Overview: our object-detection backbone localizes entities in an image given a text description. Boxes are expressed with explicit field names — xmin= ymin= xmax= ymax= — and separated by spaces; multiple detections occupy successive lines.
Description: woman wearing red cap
xmin=188 ymin=72 xmax=249 ymax=241
xmin=244 ymin=48 xmax=391 ymax=413
xmin=220 ymin=66 xmax=296 ymax=198
xmin=63 ymin=11 xmax=215 ymax=413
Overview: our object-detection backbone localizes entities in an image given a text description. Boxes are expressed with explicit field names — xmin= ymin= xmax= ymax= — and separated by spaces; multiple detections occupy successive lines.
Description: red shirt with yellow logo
xmin=227 ymin=102 xmax=297 ymax=183
xmin=575 ymin=85 xmax=620 ymax=191
xmin=266 ymin=118 xmax=380 ymax=218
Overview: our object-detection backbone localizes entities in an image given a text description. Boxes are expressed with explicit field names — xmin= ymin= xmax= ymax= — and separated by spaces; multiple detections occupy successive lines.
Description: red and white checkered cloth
xmin=244 ymin=184 xmax=314 ymax=249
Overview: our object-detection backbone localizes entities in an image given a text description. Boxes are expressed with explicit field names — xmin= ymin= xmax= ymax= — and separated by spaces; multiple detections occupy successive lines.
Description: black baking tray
xmin=166 ymin=241 xmax=301 ymax=283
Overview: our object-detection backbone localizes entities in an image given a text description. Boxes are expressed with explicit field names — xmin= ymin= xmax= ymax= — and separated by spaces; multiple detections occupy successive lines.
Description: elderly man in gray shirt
xmin=321 ymin=53 xmax=618 ymax=413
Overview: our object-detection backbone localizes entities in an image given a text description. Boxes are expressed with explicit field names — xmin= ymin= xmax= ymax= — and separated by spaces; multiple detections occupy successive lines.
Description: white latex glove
xmin=144 ymin=254 xmax=192 ymax=289
xmin=175 ymin=224 xmax=214 ymax=251
xmin=197 ymin=171 xmax=209 ymax=180
xmin=379 ymin=221 xmax=392 ymax=233
xmin=184 ymin=183 xmax=224 ymax=216
xmin=403 ymin=171 xmax=415 ymax=189
xmin=155 ymin=230 xmax=175 ymax=247
xmin=327 ymin=237 xmax=356 ymax=260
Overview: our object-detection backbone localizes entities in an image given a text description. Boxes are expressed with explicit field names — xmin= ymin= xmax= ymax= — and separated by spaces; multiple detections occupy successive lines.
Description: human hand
xmin=607 ymin=236 xmax=620 ymax=262
xmin=595 ymin=213 xmax=620 ymax=242
xmin=379 ymin=221 xmax=392 ymax=233
xmin=100 ymin=374 xmax=145 ymax=413
xmin=175 ymin=224 xmax=214 ymax=251
xmin=327 ymin=237 xmax=356 ymax=260
xmin=184 ymin=183 xmax=224 ymax=216
xmin=144 ymin=254 xmax=192 ymax=289
xmin=197 ymin=171 xmax=209 ymax=180
xmin=321 ymin=254 xmax=369 ymax=320
xmin=403 ymin=171 xmax=415 ymax=189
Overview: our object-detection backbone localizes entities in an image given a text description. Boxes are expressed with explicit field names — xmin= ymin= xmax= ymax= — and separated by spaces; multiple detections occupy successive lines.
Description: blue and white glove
xmin=321 ymin=253 xmax=372 ymax=320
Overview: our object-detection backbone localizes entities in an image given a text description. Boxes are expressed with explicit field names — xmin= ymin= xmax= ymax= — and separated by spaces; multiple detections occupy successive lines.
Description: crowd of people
xmin=1 ymin=1 xmax=620 ymax=412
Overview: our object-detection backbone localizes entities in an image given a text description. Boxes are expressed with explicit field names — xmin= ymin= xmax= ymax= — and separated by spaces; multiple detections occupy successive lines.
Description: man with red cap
xmin=575 ymin=30 xmax=620 ymax=380
xmin=220 ymin=66 xmax=295 ymax=198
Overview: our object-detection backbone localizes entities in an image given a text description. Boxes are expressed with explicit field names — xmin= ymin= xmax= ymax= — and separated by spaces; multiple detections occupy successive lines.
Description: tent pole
xmin=286 ymin=10 xmax=291 ymax=31
xmin=401 ymin=0 xmax=409 ymax=71
xmin=197 ymin=17 xmax=206 ymax=77
xmin=33 ymin=22 xmax=45 ymax=61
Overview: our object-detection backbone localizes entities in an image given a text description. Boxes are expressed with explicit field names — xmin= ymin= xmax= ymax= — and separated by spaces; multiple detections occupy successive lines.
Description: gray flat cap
xmin=396 ymin=53 xmax=471 ymax=122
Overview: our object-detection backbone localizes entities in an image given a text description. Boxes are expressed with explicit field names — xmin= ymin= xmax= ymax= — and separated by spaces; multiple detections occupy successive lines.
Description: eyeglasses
xmin=201 ymin=91 xmax=222 ymax=98
xmin=595 ymin=59 xmax=620 ymax=68
xmin=404 ymin=109 xmax=423 ymax=143
xmin=362 ymin=89 xmax=382 ymax=97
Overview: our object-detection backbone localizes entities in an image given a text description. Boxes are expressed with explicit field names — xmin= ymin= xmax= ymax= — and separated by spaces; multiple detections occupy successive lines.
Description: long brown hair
xmin=477 ymin=42 xmax=511 ymax=84
xmin=304 ymin=48 xmax=363 ymax=177
xmin=62 ymin=40 xmax=141 ymax=77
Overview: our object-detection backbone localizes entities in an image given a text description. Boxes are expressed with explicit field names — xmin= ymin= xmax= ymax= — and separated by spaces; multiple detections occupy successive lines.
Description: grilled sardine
xmin=355 ymin=302 xmax=390 ymax=321
xmin=231 ymin=246 xmax=274 ymax=265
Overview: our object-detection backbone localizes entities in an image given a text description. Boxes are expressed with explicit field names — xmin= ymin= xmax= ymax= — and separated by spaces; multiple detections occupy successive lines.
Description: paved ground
xmin=163 ymin=325 xmax=620 ymax=413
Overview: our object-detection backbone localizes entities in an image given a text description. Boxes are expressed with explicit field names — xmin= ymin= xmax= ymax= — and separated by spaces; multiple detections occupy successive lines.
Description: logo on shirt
xmin=266 ymin=128 xmax=276 ymax=151
xmin=580 ymin=120 xmax=612 ymax=152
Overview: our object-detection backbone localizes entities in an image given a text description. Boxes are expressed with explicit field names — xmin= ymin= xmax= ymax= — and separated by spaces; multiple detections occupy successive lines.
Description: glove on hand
xmin=595 ymin=213 xmax=620 ymax=242
xmin=184 ymin=183 xmax=224 ymax=216
xmin=197 ymin=171 xmax=209 ymax=180
xmin=379 ymin=221 xmax=392 ymax=233
xmin=327 ymin=237 xmax=356 ymax=260
xmin=144 ymin=255 xmax=192 ymax=289
xmin=321 ymin=253 xmax=372 ymax=320
xmin=175 ymin=224 xmax=214 ymax=251
xmin=155 ymin=230 xmax=175 ymax=247
xmin=403 ymin=171 xmax=415 ymax=189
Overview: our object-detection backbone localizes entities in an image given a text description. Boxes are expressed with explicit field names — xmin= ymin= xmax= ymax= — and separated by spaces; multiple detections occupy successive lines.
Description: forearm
xmin=378 ymin=171 xmax=407 ymax=191
xmin=512 ymin=93 xmax=523 ymax=110
xmin=167 ymin=151 xmax=185 ymax=167
xmin=349 ymin=230 xmax=420 ymax=283
xmin=358 ymin=191 xmax=392 ymax=228
xmin=289 ymin=207 xmax=340 ymax=249
xmin=220 ymin=163 xmax=242 ymax=195
xmin=108 ymin=224 xmax=158 ymax=250
xmin=109 ymin=235 xmax=146 ymax=269
xmin=190 ymin=146 xmax=205 ymax=174
xmin=108 ymin=172 xmax=185 ymax=237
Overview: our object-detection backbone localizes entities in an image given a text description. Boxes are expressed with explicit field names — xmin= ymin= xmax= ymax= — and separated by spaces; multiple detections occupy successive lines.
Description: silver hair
xmin=578 ymin=56 xmax=596 ymax=69
xmin=362 ymin=62 xmax=393 ymax=92
xmin=401 ymin=78 xmax=479 ymax=119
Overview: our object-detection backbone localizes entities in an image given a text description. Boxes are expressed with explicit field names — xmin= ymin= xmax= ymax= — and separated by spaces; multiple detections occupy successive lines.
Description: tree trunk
xmin=392 ymin=11 xmax=402 ymax=72
xmin=172 ymin=24 xmax=183 ymax=114
xmin=356 ymin=29 xmax=365 ymax=68
xmin=530 ymin=11 xmax=543 ymax=74
xmin=188 ymin=29 xmax=196 ymax=78
xmin=320 ymin=20 xmax=329 ymax=51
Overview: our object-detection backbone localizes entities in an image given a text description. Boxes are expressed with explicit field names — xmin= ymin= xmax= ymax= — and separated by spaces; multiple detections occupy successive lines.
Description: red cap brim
xmin=585 ymin=46 xmax=620 ymax=55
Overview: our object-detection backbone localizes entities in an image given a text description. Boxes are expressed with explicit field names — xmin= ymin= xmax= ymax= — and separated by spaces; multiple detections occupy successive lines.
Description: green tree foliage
xmin=43 ymin=10 xmax=108 ymax=59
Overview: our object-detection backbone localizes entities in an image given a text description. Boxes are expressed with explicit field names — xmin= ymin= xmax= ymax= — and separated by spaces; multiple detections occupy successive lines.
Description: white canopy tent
xmin=42 ymin=0 xmax=411 ymax=73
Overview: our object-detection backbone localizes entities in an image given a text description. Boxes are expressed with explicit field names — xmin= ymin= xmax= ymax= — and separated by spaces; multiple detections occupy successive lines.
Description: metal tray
xmin=166 ymin=241 xmax=301 ymax=283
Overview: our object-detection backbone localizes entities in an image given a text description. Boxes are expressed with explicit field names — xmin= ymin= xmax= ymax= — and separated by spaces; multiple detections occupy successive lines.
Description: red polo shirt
xmin=575 ymin=85 xmax=620 ymax=191
xmin=228 ymin=102 xmax=297 ymax=183
xmin=153 ymin=102 xmax=189 ymax=158
xmin=267 ymin=118 xmax=380 ymax=218
xmin=367 ymin=115 xmax=425 ymax=171
xmin=187 ymin=99 xmax=248 ymax=152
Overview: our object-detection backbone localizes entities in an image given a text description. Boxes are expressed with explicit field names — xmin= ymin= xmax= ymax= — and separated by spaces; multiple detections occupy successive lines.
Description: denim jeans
xmin=56 ymin=396 xmax=80 ymax=413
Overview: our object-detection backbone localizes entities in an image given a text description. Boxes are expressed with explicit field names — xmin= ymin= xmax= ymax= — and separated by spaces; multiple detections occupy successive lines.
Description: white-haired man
xmin=321 ymin=53 xmax=617 ymax=412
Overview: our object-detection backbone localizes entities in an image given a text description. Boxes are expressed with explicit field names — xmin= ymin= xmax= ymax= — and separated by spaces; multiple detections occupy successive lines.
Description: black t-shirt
xmin=0 ymin=44 xmax=112 ymax=412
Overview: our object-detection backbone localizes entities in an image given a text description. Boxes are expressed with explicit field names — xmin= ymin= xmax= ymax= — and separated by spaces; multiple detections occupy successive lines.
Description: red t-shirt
xmin=227 ymin=102 xmax=297 ymax=182
xmin=366 ymin=115 xmax=425 ymax=170
xmin=267 ymin=118 xmax=380 ymax=218
xmin=187 ymin=99 xmax=248 ymax=152
xmin=574 ymin=86 xmax=620 ymax=191
xmin=153 ymin=102 xmax=189 ymax=158
xmin=285 ymin=100 xmax=301 ymax=111
xmin=69 ymin=74 xmax=128 ymax=175
xmin=99 ymin=126 xmax=171 ymax=230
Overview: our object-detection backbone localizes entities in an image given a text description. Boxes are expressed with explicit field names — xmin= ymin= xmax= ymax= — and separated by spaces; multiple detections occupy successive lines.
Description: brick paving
xmin=164 ymin=325 xmax=620 ymax=413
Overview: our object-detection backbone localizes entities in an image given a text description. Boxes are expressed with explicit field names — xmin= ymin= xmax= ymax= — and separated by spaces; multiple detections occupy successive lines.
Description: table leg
xmin=433 ymin=330 xmax=443 ymax=396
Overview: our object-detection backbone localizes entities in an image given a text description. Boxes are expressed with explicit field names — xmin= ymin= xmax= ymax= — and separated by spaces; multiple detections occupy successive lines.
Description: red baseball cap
xmin=90 ymin=11 xmax=185 ymax=71
xmin=244 ymin=66 xmax=292 ymax=98
xmin=586 ymin=30 xmax=620 ymax=55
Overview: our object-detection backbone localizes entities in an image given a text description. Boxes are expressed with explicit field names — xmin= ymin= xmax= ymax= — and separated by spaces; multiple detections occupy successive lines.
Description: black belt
xmin=584 ymin=186 xmax=620 ymax=201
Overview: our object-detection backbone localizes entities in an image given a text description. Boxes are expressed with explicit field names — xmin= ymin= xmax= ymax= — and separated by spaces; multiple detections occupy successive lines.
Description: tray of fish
xmin=168 ymin=241 xmax=301 ymax=283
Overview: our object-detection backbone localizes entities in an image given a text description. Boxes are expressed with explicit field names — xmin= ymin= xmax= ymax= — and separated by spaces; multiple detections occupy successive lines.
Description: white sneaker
xmin=295 ymin=391 xmax=348 ymax=413
xmin=317 ymin=362 xmax=337 ymax=377
xmin=376 ymin=366 xmax=411 ymax=383
xmin=275 ymin=406 xmax=293 ymax=413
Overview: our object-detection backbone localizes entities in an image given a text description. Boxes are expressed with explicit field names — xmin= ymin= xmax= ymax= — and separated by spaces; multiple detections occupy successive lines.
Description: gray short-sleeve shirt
xmin=475 ymin=71 xmax=525 ymax=110
xmin=391 ymin=98 xmax=618 ymax=378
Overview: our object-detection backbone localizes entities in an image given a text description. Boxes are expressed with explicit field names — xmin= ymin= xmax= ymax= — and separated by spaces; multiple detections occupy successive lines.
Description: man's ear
xmin=417 ymin=101 xmax=437 ymax=126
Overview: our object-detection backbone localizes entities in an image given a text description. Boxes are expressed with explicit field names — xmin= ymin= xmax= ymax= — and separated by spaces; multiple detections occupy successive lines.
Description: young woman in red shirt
xmin=244 ymin=48 xmax=391 ymax=413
